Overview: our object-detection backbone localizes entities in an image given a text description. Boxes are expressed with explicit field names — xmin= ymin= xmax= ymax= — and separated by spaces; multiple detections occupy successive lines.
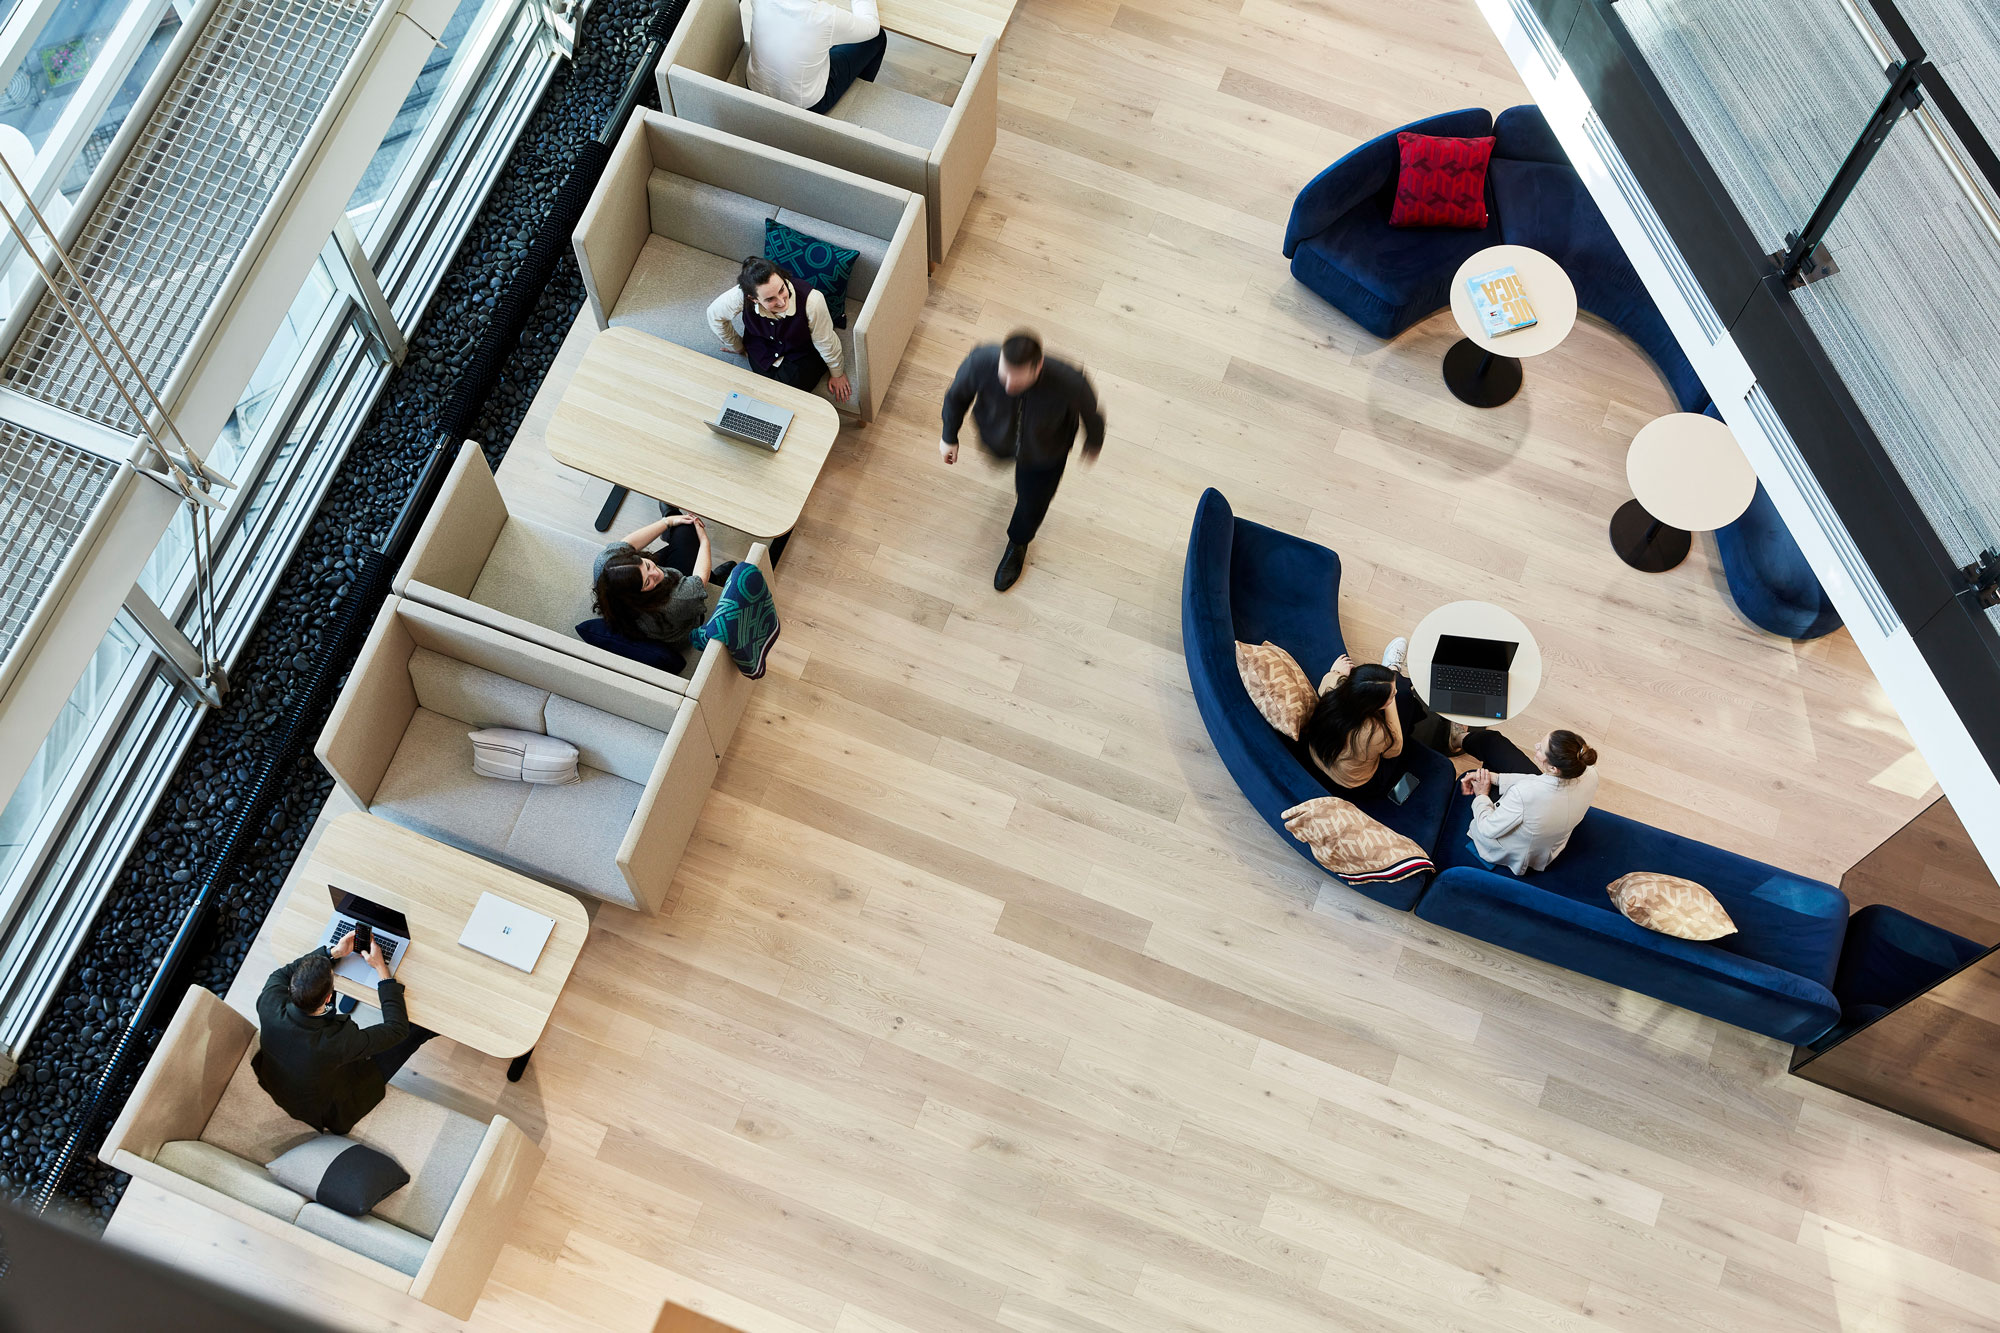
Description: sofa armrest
xmin=927 ymin=36 xmax=999 ymax=262
xmin=619 ymin=704 xmax=719 ymax=914
xmin=392 ymin=441 xmax=508 ymax=599
xmin=573 ymin=114 xmax=656 ymax=329
xmin=685 ymin=542 xmax=773 ymax=753
xmin=654 ymin=0 xmax=742 ymax=111
xmin=667 ymin=69 xmax=928 ymax=201
xmin=851 ymin=194 xmax=928 ymax=422
xmin=409 ymin=1116 xmax=545 ymax=1320
xmin=1283 ymin=108 xmax=1494 ymax=257
xmin=99 ymin=986 xmax=253 ymax=1167
xmin=314 ymin=600 xmax=419 ymax=808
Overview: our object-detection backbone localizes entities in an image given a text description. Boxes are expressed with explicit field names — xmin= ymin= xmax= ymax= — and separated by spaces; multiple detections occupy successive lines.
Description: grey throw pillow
xmin=267 ymin=1134 xmax=409 ymax=1217
xmin=469 ymin=727 xmax=579 ymax=784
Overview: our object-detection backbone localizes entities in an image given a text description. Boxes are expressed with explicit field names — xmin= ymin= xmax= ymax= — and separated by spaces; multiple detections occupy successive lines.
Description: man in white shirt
xmin=743 ymin=0 xmax=886 ymax=114
xmin=706 ymin=257 xmax=853 ymax=401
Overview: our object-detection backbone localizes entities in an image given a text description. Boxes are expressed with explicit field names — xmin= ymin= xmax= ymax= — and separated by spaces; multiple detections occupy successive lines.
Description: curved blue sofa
xmin=1426 ymin=794 xmax=1850 ymax=1043
xmin=1704 ymin=406 xmax=1842 ymax=639
xmin=1284 ymin=104 xmax=1710 ymax=415
xmin=1182 ymin=488 xmax=1454 ymax=908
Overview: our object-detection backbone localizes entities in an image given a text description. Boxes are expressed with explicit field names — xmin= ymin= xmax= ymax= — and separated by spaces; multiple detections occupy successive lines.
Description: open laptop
xmin=458 ymin=892 xmax=556 ymax=973
xmin=708 ymin=391 xmax=793 ymax=451
xmin=1429 ymin=634 xmax=1518 ymax=720
xmin=321 ymin=887 xmax=411 ymax=985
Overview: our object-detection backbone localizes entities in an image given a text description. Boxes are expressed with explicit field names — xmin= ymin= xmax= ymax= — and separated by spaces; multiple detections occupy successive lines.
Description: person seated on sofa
xmin=1301 ymin=638 xmax=1427 ymax=800
xmin=744 ymin=0 xmax=887 ymax=115
xmin=1459 ymin=729 xmax=1601 ymax=874
xmin=594 ymin=511 xmax=735 ymax=650
xmin=707 ymin=257 xmax=854 ymax=402
xmin=253 ymin=933 xmax=435 ymax=1134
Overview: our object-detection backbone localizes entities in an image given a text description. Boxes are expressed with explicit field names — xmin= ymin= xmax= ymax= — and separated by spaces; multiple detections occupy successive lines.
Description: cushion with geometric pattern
xmin=1607 ymin=873 xmax=1738 ymax=941
xmin=1388 ymin=132 xmax=1495 ymax=229
xmin=1281 ymin=797 xmax=1435 ymax=885
xmin=1236 ymin=641 xmax=1317 ymax=740
xmin=765 ymin=219 xmax=859 ymax=328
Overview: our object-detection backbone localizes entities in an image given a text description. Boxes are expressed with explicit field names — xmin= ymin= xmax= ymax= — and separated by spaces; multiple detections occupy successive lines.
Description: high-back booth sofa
xmin=1182 ymin=490 xmax=1966 ymax=1045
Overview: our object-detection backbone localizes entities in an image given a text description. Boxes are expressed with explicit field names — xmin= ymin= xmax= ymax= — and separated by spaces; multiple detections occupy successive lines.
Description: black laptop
xmin=1429 ymin=634 xmax=1518 ymax=720
xmin=321 ymin=886 xmax=412 ymax=982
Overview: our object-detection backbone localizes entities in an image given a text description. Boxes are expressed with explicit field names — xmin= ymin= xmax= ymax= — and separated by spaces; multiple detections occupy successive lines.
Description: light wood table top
xmin=1449 ymin=244 xmax=1577 ymax=358
xmin=869 ymin=0 xmax=1013 ymax=55
xmin=1406 ymin=600 xmax=1544 ymax=727
xmin=547 ymin=327 xmax=842 ymax=539
xmin=1627 ymin=411 xmax=1757 ymax=532
xmin=271 ymin=813 xmax=589 ymax=1058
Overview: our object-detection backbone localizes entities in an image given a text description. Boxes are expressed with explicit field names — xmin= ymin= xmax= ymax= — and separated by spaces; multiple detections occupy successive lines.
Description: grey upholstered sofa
xmin=101 ymin=987 xmax=543 ymax=1319
xmin=393 ymin=441 xmax=770 ymax=754
xmin=315 ymin=597 xmax=716 ymax=914
xmin=571 ymin=111 xmax=926 ymax=423
xmin=657 ymin=0 xmax=997 ymax=263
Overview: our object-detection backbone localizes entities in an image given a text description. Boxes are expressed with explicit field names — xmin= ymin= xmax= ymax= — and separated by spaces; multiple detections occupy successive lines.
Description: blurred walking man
xmin=939 ymin=331 xmax=1106 ymax=591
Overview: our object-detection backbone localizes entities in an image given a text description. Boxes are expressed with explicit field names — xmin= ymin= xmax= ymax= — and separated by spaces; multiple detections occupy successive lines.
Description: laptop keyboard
xmin=1432 ymin=665 xmax=1507 ymax=694
xmin=719 ymin=407 xmax=782 ymax=446
xmin=329 ymin=916 xmax=398 ymax=965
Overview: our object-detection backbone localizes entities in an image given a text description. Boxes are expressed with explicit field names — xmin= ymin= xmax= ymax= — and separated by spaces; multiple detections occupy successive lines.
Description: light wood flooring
xmin=107 ymin=1 xmax=2000 ymax=1330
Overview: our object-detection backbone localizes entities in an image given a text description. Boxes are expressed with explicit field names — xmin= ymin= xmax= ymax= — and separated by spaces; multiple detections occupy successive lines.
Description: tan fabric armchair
xmin=100 ymin=987 xmax=544 ymax=1320
xmin=314 ymin=597 xmax=718 ymax=914
xmin=393 ymin=440 xmax=769 ymax=754
xmin=571 ymin=111 xmax=925 ymax=423
xmin=657 ymin=0 xmax=997 ymax=264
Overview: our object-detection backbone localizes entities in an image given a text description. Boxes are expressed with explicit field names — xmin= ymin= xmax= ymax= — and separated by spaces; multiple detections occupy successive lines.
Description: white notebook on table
xmin=458 ymin=892 xmax=556 ymax=973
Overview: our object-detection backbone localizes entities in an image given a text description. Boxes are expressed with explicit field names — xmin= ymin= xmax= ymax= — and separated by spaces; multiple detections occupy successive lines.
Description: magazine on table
xmin=1467 ymin=266 xmax=1538 ymax=337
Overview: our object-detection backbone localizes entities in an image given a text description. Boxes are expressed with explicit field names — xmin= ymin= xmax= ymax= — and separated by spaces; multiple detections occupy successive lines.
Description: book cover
xmin=1467 ymin=266 xmax=1538 ymax=337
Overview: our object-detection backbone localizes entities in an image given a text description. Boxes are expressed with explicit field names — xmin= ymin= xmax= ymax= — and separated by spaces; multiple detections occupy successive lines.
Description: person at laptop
xmin=252 ymin=932 xmax=435 ymax=1134
xmin=707 ymin=258 xmax=853 ymax=402
xmin=1460 ymin=730 xmax=1600 ymax=873
xmin=743 ymin=0 xmax=886 ymax=116
xmin=1301 ymin=639 xmax=1421 ymax=800
xmin=594 ymin=511 xmax=735 ymax=650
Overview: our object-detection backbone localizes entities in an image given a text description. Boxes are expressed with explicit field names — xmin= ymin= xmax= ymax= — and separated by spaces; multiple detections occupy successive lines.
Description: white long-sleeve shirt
xmin=742 ymin=0 xmax=881 ymax=109
xmin=706 ymin=277 xmax=845 ymax=377
xmin=1469 ymin=768 xmax=1599 ymax=875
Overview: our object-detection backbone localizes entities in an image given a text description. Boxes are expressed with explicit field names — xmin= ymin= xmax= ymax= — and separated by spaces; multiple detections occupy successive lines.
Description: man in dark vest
xmin=253 ymin=932 xmax=434 ymax=1133
xmin=707 ymin=257 xmax=853 ymax=403
xmin=940 ymin=331 xmax=1106 ymax=591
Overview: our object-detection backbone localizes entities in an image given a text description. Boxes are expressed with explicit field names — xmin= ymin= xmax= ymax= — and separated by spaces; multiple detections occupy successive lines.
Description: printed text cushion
xmin=1388 ymin=132 xmax=1495 ymax=229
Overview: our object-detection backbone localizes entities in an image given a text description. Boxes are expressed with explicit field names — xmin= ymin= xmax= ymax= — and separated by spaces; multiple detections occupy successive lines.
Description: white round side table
xmin=1614 ymin=412 xmax=1757 ymax=572
xmin=1406 ymin=600 xmax=1544 ymax=727
xmin=1445 ymin=244 xmax=1578 ymax=408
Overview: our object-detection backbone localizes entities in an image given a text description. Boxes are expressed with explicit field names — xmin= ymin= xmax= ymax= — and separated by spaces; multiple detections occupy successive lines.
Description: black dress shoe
xmin=658 ymin=500 xmax=681 ymax=517
xmin=994 ymin=542 xmax=1027 ymax=592
xmin=708 ymin=559 xmax=739 ymax=586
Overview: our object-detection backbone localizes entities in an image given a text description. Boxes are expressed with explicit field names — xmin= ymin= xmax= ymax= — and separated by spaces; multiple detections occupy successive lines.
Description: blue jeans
xmin=808 ymin=30 xmax=888 ymax=114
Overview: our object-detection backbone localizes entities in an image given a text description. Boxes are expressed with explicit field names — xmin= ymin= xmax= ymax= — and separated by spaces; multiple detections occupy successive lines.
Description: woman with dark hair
xmin=1301 ymin=640 xmax=1423 ymax=799
xmin=705 ymin=256 xmax=852 ymax=401
xmin=592 ymin=509 xmax=734 ymax=649
xmin=1460 ymin=729 xmax=1601 ymax=873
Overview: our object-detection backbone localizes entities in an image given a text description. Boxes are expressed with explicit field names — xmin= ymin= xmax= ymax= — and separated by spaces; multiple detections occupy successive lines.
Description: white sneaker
xmin=1382 ymin=637 xmax=1408 ymax=673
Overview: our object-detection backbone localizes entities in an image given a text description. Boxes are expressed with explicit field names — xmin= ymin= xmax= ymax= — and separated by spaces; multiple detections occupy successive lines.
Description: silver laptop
xmin=708 ymin=391 xmax=793 ymax=451
xmin=458 ymin=892 xmax=556 ymax=973
xmin=321 ymin=886 xmax=410 ymax=987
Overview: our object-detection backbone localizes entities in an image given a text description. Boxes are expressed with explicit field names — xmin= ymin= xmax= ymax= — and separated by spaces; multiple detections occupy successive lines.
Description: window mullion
xmin=22 ymin=0 xmax=177 ymax=195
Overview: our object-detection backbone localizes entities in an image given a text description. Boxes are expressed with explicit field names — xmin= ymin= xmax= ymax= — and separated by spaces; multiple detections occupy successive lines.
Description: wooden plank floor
xmin=106 ymin=2 xmax=2000 ymax=1330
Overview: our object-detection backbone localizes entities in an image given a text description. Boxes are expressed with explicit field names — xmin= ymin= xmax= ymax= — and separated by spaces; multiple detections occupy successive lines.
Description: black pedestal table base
xmin=1610 ymin=498 xmax=1692 ymax=572
xmin=1442 ymin=338 xmax=1523 ymax=408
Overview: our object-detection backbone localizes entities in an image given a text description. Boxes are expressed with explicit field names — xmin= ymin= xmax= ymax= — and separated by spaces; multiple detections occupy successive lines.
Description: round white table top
xmin=1407 ymin=600 xmax=1544 ymax=727
xmin=1449 ymin=244 xmax=1578 ymax=358
xmin=1626 ymin=412 xmax=1757 ymax=532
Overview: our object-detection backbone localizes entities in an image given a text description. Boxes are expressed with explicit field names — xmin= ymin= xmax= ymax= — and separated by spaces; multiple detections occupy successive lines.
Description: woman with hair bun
xmin=1461 ymin=729 xmax=1600 ymax=874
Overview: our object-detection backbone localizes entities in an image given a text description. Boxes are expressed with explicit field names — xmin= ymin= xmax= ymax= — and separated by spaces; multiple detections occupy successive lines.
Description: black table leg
xmin=1442 ymin=337 xmax=1523 ymax=408
xmin=593 ymin=484 xmax=628 ymax=533
xmin=768 ymin=529 xmax=790 ymax=564
xmin=1609 ymin=498 xmax=1692 ymax=572
xmin=507 ymin=1048 xmax=533 ymax=1082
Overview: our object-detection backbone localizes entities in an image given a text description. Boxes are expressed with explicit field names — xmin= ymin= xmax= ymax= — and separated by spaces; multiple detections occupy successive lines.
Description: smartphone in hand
xmin=353 ymin=922 xmax=373 ymax=957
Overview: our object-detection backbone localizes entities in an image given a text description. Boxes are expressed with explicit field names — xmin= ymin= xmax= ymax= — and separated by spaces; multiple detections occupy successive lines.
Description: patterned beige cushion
xmin=1281 ymin=798 xmax=1433 ymax=885
xmin=1236 ymin=641 xmax=1316 ymax=740
xmin=1607 ymin=873 xmax=1738 ymax=940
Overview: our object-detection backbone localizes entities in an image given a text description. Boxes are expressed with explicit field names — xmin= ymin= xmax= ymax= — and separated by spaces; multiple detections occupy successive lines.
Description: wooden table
xmin=272 ymin=813 xmax=589 ymax=1078
xmin=871 ymin=0 xmax=1013 ymax=55
xmin=1445 ymin=244 xmax=1577 ymax=408
xmin=548 ymin=327 xmax=842 ymax=540
xmin=1613 ymin=411 xmax=1757 ymax=572
xmin=1406 ymin=600 xmax=1544 ymax=727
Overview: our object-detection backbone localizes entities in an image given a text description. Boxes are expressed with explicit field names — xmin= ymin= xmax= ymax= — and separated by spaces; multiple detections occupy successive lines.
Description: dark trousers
xmin=808 ymin=31 xmax=889 ymax=114
xmin=1462 ymin=729 xmax=1539 ymax=774
xmin=370 ymin=1024 xmax=437 ymax=1083
xmin=647 ymin=521 xmax=701 ymax=576
xmin=1009 ymin=457 xmax=1068 ymax=546
xmin=758 ymin=348 xmax=829 ymax=393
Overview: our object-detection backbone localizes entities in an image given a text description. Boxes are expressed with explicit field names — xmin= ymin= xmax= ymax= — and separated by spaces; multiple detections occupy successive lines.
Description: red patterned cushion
xmin=1388 ymin=132 xmax=1495 ymax=229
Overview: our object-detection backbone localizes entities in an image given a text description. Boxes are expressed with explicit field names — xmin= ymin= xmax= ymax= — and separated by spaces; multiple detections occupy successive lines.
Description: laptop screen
xmin=329 ymin=886 xmax=411 ymax=938
xmin=1433 ymin=634 xmax=1518 ymax=672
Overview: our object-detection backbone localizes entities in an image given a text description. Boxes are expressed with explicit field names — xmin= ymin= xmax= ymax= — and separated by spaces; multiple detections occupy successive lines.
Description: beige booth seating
xmin=315 ymin=597 xmax=715 ymax=914
xmin=657 ymin=0 xmax=997 ymax=264
xmin=393 ymin=440 xmax=769 ymax=754
xmin=101 ymin=987 xmax=543 ymax=1320
xmin=572 ymin=111 xmax=926 ymax=424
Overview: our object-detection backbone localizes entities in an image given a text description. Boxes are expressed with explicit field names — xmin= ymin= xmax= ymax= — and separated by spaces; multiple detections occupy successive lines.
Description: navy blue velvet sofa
xmin=1705 ymin=408 xmax=1843 ymax=640
xmin=1283 ymin=104 xmax=1711 ymax=415
xmin=1821 ymin=904 xmax=1988 ymax=1043
xmin=1182 ymin=488 xmax=1455 ymax=909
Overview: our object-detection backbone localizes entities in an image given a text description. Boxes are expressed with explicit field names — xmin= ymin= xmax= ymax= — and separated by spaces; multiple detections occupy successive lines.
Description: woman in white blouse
xmin=1460 ymin=730 xmax=1600 ymax=875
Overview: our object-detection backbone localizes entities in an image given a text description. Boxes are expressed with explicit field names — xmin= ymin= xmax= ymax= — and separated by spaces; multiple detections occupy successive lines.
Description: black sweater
xmin=253 ymin=948 xmax=411 ymax=1133
xmin=941 ymin=346 xmax=1106 ymax=471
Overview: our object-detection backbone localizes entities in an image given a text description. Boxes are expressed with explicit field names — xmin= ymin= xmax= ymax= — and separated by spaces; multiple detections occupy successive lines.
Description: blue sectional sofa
xmin=1820 ymin=904 xmax=1988 ymax=1044
xmin=1283 ymin=104 xmax=1711 ymax=414
xmin=1705 ymin=406 xmax=1842 ymax=640
xmin=1182 ymin=488 xmax=1455 ymax=909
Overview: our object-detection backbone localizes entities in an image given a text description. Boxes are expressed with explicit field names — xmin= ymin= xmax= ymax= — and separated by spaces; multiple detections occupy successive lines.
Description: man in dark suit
xmin=940 ymin=330 xmax=1106 ymax=591
xmin=253 ymin=932 xmax=434 ymax=1134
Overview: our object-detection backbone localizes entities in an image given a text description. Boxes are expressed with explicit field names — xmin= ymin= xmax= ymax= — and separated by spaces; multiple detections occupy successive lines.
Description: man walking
xmin=940 ymin=331 xmax=1105 ymax=591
